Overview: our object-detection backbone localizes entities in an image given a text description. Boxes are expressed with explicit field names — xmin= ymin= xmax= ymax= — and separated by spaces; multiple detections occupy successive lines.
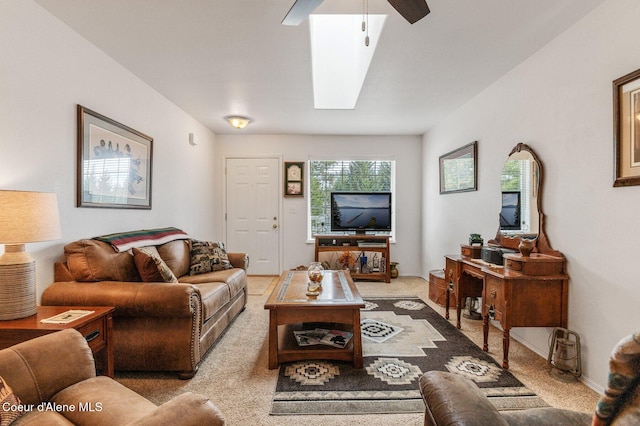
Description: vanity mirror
xmin=489 ymin=143 xmax=559 ymax=256
xmin=445 ymin=143 xmax=567 ymax=369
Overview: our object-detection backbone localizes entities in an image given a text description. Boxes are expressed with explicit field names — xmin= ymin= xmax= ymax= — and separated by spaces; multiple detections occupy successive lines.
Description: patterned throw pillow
xmin=132 ymin=247 xmax=179 ymax=283
xmin=0 ymin=376 xmax=25 ymax=426
xmin=189 ymin=240 xmax=233 ymax=275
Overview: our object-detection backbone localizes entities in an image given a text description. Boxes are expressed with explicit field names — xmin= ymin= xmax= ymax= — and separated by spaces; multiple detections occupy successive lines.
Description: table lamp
xmin=0 ymin=190 xmax=61 ymax=320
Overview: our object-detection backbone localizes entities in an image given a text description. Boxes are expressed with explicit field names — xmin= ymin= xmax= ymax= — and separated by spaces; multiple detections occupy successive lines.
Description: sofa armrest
xmin=125 ymin=392 xmax=225 ymax=426
xmin=420 ymin=371 xmax=509 ymax=426
xmin=42 ymin=281 xmax=201 ymax=318
xmin=227 ymin=252 xmax=249 ymax=270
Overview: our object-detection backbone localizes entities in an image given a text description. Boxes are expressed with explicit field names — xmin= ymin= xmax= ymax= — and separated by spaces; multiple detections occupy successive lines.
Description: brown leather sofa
xmin=1 ymin=329 xmax=225 ymax=425
xmin=41 ymin=238 xmax=248 ymax=379
xmin=419 ymin=330 xmax=640 ymax=426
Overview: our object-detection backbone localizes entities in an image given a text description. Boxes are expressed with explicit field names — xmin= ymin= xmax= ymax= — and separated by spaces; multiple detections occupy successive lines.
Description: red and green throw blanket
xmin=94 ymin=227 xmax=189 ymax=252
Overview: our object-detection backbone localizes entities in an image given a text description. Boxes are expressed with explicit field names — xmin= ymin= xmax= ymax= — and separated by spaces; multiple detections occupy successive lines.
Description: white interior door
xmin=226 ymin=158 xmax=280 ymax=275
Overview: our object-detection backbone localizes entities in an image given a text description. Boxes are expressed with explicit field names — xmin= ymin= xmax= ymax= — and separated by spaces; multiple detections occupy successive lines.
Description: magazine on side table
xmin=40 ymin=310 xmax=94 ymax=324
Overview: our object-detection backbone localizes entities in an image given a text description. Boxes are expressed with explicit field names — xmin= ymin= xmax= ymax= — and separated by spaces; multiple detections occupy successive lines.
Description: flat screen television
xmin=330 ymin=192 xmax=392 ymax=234
xmin=500 ymin=191 xmax=521 ymax=230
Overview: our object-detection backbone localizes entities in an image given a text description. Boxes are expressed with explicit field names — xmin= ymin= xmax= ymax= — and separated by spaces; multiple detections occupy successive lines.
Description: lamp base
xmin=0 ymin=244 xmax=37 ymax=320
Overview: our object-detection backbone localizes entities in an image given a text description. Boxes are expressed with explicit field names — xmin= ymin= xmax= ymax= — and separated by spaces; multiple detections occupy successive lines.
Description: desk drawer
xmin=504 ymin=258 xmax=522 ymax=272
xmin=76 ymin=318 xmax=106 ymax=352
xmin=484 ymin=275 xmax=504 ymax=320
xmin=461 ymin=245 xmax=482 ymax=259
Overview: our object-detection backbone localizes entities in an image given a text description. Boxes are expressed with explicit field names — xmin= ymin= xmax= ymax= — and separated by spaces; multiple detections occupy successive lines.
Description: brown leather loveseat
xmin=41 ymin=235 xmax=248 ymax=379
xmin=0 ymin=329 xmax=225 ymax=425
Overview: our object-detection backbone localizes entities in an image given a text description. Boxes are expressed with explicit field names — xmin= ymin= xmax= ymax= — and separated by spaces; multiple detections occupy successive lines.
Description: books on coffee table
xmin=293 ymin=328 xmax=353 ymax=348
xmin=293 ymin=329 xmax=330 ymax=346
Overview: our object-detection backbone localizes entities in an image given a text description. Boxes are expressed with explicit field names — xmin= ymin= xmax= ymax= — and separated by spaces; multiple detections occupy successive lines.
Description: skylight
xmin=309 ymin=14 xmax=386 ymax=110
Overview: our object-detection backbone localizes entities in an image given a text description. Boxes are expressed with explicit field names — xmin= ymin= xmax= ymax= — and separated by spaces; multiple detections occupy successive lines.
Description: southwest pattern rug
xmin=271 ymin=296 xmax=549 ymax=415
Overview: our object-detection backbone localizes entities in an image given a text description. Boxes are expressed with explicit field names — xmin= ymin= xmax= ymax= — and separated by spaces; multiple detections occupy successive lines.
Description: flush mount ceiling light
xmin=224 ymin=115 xmax=252 ymax=129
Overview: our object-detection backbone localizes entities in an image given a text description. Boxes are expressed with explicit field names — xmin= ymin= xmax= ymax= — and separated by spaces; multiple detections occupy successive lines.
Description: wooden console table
xmin=445 ymin=252 xmax=568 ymax=369
xmin=0 ymin=306 xmax=115 ymax=377
xmin=315 ymin=235 xmax=390 ymax=283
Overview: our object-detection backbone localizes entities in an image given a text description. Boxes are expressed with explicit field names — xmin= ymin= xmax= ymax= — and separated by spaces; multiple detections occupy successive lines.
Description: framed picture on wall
xmin=284 ymin=161 xmax=304 ymax=197
xmin=77 ymin=105 xmax=153 ymax=208
xmin=613 ymin=68 xmax=640 ymax=187
xmin=439 ymin=141 xmax=478 ymax=194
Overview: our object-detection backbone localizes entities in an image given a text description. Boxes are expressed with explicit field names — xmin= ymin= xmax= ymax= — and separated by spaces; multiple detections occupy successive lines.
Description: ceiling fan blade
xmin=386 ymin=0 xmax=430 ymax=24
xmin=282 ymin=0 xmax=324 ymax=26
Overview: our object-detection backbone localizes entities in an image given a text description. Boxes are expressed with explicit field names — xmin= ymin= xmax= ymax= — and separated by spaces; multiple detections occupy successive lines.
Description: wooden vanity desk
xmin=443 ymin=142 xmax=569 ymax=369
xmin=445 ymin=251 xmax=568 ymax=369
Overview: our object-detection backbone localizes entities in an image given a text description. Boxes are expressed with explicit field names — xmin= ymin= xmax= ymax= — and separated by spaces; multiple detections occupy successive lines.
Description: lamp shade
xmin=0 ymin=190 xmax=61 ymax=244
xmin=0 ymin=190 xmax=61 ymax=320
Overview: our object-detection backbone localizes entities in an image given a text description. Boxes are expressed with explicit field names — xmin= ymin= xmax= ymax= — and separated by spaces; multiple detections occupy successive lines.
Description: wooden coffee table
xmin=264 ymin=270 xmax=365 ymax=369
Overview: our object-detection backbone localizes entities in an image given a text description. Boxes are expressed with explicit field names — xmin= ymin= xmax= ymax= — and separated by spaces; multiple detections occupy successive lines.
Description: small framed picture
xmin=284 ymin=161 xmax=304 ymax=197
xmin=439 ymin=141 xmax=478 ymax=194
xmin=613 ymin=68 xmax=640 ymax=187
xmin=284 ymin=162 xmax=304 ymax=197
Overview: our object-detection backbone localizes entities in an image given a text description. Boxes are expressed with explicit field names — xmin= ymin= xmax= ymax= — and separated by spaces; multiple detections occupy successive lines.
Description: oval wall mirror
xmin=499 ymin=145 xmax=540 ymax=236
xmin=489 ymin=143 xmax=559 ymax=256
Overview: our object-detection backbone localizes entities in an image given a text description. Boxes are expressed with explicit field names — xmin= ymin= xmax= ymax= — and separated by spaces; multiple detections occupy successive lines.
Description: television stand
xmin=314 ymin=235 xmax=390 ymax=283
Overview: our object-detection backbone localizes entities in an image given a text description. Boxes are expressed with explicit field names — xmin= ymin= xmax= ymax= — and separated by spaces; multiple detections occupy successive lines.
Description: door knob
xmin=273 ymin=224 xmax=278 ymax=229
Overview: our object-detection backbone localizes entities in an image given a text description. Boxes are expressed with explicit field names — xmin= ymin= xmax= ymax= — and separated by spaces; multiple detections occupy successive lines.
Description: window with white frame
xmin=308 ymin=159 xmax=395 ymax=239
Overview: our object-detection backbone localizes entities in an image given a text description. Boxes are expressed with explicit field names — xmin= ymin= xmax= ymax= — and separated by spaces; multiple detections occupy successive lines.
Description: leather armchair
xmin=420 ymin=330 xmax=640 ymax=426
xmin=419 ymin=371 xmax=591 ymax=426
xmin=1 ymin=329 xmax=225 ymax=425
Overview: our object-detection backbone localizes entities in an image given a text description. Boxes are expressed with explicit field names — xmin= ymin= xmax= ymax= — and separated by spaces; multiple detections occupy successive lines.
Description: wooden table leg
xmin=268 ymin=310 xmax=278 ymax=369
xmin=482 ymin=313 xmax=489 ymax=352
xmin=502 ymin=328 xmax=510 ymax=369
xmin=445 ymin=285 xmax=450 ymax=320
xmin=456 ymin=296 xmax=463 ymax=329
xmin=105 ymin=313 xmax=114 ymax=378
xmin=352 ymin=308 xmax=363 ymax=369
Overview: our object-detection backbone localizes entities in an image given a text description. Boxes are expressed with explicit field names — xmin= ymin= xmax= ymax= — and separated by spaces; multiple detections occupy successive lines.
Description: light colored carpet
xmin=246 ymin=275 xmax=277 ymax=295
xmin=115 ymin=276 xmax=599 ymax=426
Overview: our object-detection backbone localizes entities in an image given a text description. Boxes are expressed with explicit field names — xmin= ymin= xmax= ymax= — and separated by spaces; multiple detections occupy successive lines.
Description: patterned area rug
xmin=271 ymin=296 xmax=548 ymax=415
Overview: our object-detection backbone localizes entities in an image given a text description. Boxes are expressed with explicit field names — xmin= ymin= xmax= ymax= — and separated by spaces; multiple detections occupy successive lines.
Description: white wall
xmin=0 ymin=1 xmax=218 ymax=301
xmin=216 ymin=135 xmax=423 ymax=274
xmin=422 ymin=0 xmax=640 ymax=392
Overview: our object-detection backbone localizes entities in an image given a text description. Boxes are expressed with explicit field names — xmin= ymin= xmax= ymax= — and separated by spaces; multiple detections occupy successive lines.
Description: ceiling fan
xmin=282 ymin=0 xmax=430 ymax=26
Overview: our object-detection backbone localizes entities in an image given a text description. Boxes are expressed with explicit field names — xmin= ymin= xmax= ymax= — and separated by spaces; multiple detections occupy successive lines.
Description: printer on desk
xmin=481 ymin=246 xmax=517 ymax=265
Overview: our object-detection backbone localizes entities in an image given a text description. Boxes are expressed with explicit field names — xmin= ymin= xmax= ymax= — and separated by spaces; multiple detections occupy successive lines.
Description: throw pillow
xmin=189 ymin=240 xmax=233 ymax=275
xmin=132 ymin=247 xmax=179 ymax=283
xmin=0 ymin=376 xmax=25 ymax=426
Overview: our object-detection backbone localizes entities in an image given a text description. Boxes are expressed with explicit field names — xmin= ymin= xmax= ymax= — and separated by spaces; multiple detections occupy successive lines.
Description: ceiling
xmin=35 ymin=0 xmax=605 ymax=136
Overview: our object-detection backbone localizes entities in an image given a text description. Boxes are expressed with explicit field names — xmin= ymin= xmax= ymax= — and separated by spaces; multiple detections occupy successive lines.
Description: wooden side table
xmin=0 ymin=306 xmax=115 ymax=378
